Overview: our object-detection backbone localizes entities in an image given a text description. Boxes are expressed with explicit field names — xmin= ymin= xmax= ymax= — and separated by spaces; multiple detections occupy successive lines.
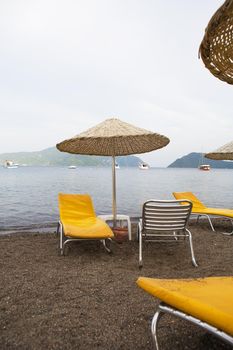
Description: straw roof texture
xmin=56 ymin=118 xmax=170 ymax=156
xmin=205 ymin=140 xmax=233 ymax=160
xmin=199 ymin=0 xmax=233 ymax=84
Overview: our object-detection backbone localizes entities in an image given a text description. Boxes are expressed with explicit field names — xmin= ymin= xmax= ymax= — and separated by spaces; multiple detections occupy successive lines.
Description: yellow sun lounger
xmin=58 ymin=193 xmax=114 ymax=255
xmin=173 ymin=191 xmax=233 ymax=235
xmin=137 ymin=276 xmax=233 ymax=349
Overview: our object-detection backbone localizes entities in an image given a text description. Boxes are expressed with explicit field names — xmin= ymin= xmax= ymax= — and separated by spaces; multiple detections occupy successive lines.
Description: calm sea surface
xmin=1 ymin=166 xmax=233 ymax=232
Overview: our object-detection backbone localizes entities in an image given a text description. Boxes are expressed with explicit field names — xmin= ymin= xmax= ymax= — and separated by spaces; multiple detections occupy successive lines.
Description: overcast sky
xmin=0 ymin=0 xmax=232 ymax=166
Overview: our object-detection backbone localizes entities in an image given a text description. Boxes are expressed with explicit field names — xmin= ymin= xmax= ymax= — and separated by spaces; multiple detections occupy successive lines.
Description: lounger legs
xmin=222 ymin=219 xmax=233 ymax=236
xmin=56 ymin=222 xmax=60 ymax=237
xmin=102 ymin=238 xmax=112 ymax=253
xmin=196 ymin=215 xmax=233 ymax=235
xmin=196 ymin=214 xmax=215 ymax=231
xmin=58 ymin=221 xmax=65 ymax=255
xmin=58 ymin=223 xmax=73 ymax=255
xmin=151 ymin=308 xmax=163 ymax=350
xmin=205 ymin=215 xmax=215 ymax=231
xmin=150 ymin=302 xmax=233 ymax=349
xmin=58 ymin=221 xmax=112 ymax=255
xmin=59 ymin=223 xmax=70 ymax=255
xmin=185 ymin=228 xmax=198 ymax=267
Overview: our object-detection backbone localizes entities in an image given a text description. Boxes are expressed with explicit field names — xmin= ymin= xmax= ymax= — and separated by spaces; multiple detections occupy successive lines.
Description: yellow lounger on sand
xmin=58 ymin=193 xmax=114 ymax=255
xmin=137 ymin=276 xmax=233 ymax=349
xmin=173 ymin=191 xmax=233 ymax=234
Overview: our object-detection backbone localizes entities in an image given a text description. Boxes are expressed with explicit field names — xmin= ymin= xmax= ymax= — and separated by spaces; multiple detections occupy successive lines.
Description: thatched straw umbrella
xmin=56 ymin=118 xmax=170 ymax=223
xmin=199 ymin=0 xmax=233 ymax=84
xmin=205 ymin=140 xmax=233 ymax=160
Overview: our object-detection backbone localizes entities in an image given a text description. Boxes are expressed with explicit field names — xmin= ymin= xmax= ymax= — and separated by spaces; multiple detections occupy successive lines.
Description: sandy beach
xmin=0 ymin=220 xmax=233 ymax=350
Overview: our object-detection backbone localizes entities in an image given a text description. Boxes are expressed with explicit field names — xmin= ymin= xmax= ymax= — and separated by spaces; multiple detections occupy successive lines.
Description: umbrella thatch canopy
xmin=56 ymin=118 xmax=169 ymax=156
xmin=205 ymin=140 xmax=233 ymax=160
xmin=57 ymin=118 xmax=170 ymax=223
xmin=199 ymin=0 xmax=233 ymax=84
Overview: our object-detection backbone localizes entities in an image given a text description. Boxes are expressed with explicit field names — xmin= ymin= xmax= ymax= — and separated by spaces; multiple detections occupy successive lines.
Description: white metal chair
xmin=138 ymin=199 xmax=197 ymax=267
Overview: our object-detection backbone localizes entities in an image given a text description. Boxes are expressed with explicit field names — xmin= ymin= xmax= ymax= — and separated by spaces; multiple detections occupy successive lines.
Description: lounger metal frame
xmin=151 ymin=302 xmax=233 ymax=350
xmin=138 ymin=199 xmax=197 ymax=267
xmin=194 ymin=213 xmax=233 ymax=235
xmin=57 ymin=221 xmax=112 ymax=255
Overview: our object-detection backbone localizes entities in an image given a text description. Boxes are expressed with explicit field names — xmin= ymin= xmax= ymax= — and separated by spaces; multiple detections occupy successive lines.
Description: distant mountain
xmin=0 ymin=147 xmax=144 ymax=167
xmin=168 ymin=152 xmax=233 ymax=169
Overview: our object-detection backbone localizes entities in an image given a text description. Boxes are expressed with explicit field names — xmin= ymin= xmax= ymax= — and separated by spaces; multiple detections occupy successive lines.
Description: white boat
xmin=115 ymin=163 xmax=120 ymax=169
xmin=199 ymin=164 xmax=210 ymax=171
xmin=68 ymin=165 xmax=77 ymax=169
xmin=4 ymin=160 xmax=19 ymax=169
xmin=139 ymin=163 xmax=149 ymax=170
xmin=198 ymin=154 xmax=210 ymax=171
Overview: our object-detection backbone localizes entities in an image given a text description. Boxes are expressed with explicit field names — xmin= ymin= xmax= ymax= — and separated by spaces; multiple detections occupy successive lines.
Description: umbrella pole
xmin=112 ymin=155 xmax=117 ymax=227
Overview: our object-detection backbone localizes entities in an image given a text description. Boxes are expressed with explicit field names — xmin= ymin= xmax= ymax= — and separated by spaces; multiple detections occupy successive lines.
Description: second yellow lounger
xmin=173 ymin=191 xmax=233 ymax=234
xmin=58 ymin=193 xmax=114 ymax=255
xmin=137 ymin=276 xmax=233 ymax=349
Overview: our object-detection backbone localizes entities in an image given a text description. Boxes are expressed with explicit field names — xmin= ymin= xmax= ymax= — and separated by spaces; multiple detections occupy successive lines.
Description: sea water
xmin=1 ymin=166 xmax=233 ymax=232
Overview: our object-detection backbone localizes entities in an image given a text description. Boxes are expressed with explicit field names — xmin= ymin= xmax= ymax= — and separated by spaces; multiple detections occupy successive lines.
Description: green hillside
xmin=0 ymin=147 xmax=144 ymax=167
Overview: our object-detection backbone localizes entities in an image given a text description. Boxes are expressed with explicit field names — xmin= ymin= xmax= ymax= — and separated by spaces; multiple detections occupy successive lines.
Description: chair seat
xmin=137 ymin=276 xmax=233 ymax=336
xmin=62 ymin=217 xmax=114 ymax=239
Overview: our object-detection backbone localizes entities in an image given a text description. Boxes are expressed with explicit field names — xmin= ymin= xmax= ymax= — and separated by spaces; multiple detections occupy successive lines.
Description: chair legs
xmin=138 ymin=222 xmax=143 ymax=268
xmin=138 ymin=226 xmax=197 ymax=268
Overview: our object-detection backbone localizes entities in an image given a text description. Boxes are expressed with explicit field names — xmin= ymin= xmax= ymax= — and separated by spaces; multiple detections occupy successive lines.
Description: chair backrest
xmin=173 ymin=192 xmax=206 ymax=210
xmin=58 ymin=193 xmax=96 ymax=222
xmin=142 ymin=199 xmax=192 ymax=232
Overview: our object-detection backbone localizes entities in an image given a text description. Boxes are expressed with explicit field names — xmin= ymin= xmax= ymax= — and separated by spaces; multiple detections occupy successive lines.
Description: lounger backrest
xmin=173 ymin=192 xmax=206 ymax=210
xmin=58 ymin=193 xmax=96 ymax=222
xmin=142 ymin=199 xmax=192 ymax=232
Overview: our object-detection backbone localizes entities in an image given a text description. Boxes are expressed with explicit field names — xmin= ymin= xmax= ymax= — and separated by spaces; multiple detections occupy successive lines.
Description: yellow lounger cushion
xmin=137 ymin=276 xmax=233 ymax=337
xmin=58 ymin=193 xmax=114 ymax=239
xmin=173 ymin=192 xmax=233 ymax=218
xmin=193 ymin=207 xmax=233 ymax=218
xmin=63 ymin=217 xmax=114 ymax=238
xmin=59 ymin=193 xmax=96 ymax=221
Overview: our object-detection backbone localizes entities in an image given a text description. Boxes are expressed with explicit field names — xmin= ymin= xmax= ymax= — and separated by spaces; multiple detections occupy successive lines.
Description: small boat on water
xmin=68 ymin=165 xmax=77 ymax=169
xmin=139 ymin=163 xmax=150 ymax=170
xmin=199 ymin=164 xmax=211 ymax=171
xmin=198 ymin=153 xmax=210 ymax=171
xmin=4 ymin=160 xmax=19 ymax=169
xmin=115 ymin=163 xmax=120 ymax=169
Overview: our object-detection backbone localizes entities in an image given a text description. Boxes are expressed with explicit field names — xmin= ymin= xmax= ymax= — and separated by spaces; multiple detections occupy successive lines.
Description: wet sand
xmin=0 ymin=220 xmax=233 ymax=350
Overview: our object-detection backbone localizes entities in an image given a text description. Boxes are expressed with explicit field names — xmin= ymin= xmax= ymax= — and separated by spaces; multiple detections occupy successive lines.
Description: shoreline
xmin=0 ymin=217 xmax=142 ymax=236
xmin=0 ymin=216 xmax=229 ymax=236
